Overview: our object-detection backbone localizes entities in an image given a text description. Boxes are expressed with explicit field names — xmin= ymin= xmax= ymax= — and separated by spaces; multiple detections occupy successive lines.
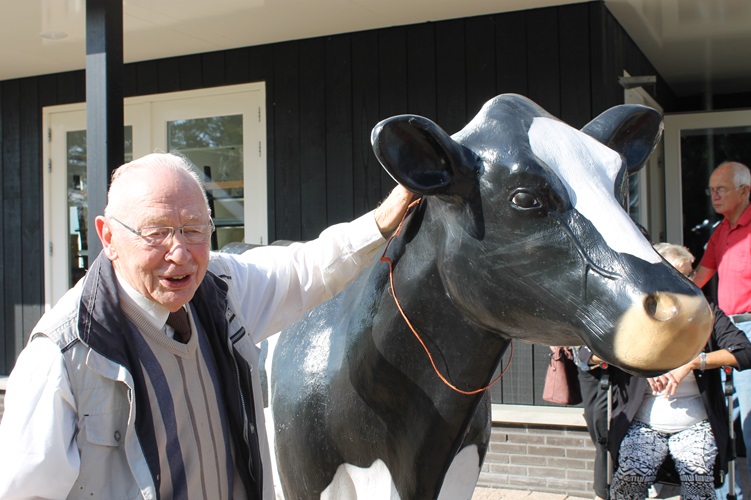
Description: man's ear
xmin=96 ymin=216 xmax=118 ymax=260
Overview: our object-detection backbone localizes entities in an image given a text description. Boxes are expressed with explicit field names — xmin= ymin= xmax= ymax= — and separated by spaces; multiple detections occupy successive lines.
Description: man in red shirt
xmin=694 ymin=161 xmax=751 ymax=314
xmin=694 ymin=160 xmax=751 ymax=493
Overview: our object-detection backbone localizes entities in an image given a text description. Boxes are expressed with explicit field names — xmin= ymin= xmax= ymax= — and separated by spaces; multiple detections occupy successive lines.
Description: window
xmin=664 ymin=109 xmax=751 ymax=250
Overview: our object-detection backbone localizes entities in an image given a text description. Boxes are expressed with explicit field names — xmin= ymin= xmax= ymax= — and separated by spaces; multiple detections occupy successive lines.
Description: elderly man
xmin=693 ymin=160 xmax=751 ymax=491
xmin=0 ymin=153 xmax=413 ymax=499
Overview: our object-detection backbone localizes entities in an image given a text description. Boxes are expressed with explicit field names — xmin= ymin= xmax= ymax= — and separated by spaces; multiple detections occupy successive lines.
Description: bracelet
xmin=700 ymin=352 xmax=706 ymax=372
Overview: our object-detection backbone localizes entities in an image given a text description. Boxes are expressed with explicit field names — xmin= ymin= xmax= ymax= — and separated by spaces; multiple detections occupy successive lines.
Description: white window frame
xmin=664 ymin=108 xmax=751 ymax=243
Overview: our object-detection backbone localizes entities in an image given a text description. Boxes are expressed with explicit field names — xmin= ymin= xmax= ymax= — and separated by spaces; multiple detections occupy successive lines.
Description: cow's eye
xmin=511 ymin=191 xmax=541 ymax=209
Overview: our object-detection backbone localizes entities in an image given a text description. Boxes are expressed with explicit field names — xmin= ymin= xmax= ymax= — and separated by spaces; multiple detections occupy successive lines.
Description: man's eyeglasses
xmin=705 ymin=186 xmax=739 ymax=197
xmin=110 ymin=217 xmax=214 ymax=246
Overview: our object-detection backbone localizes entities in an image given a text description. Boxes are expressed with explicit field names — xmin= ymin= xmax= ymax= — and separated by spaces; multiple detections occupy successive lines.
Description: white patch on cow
xmin=321 ymin=459 xmax=400 ymax=500
xmin=528 ymin=116 xmax=659 ymax=264
xmin=437 ymin=445 xmax=481 ymax=500
xmin=315 ymin=447 xmax=480 ymax=500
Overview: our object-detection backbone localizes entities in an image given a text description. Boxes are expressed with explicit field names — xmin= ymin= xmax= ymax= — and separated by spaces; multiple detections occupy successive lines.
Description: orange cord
xmin=379 ymin=198 xmax=514 ymax=395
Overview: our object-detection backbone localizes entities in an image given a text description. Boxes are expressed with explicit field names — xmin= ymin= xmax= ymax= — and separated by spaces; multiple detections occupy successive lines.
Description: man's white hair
xmin=720 ymin=161 xmax=751 ymax=188
xmin=104 ymin=152 xmax=211 ymax=218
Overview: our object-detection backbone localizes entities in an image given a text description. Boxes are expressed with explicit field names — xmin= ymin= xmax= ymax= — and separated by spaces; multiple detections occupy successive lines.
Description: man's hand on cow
xmin=374 ymin=185 xmax=416 ymax=237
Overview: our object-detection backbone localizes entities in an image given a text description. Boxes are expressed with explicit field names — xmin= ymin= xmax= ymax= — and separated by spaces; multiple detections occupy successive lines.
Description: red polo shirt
xmin=700 ymin=203 xmax=751 ymax=315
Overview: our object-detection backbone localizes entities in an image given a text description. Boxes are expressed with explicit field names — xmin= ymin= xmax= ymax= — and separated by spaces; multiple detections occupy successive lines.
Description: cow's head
xmin=371 ymin=94 xmax=712 ymax=376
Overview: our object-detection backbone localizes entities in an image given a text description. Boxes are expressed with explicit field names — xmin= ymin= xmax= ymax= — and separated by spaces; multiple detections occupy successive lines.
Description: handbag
xmin=542 ymin=346 xmax=583 ymax=405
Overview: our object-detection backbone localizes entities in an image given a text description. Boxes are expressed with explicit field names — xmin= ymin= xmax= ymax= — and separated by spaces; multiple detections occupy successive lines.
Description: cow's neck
xmin=384 ymin=247 xmax=507 ymax=391
xmin=365 ymin=198 xmax=508 ymax=414
xmin=344 ymin=200 xmax=508 ymax=498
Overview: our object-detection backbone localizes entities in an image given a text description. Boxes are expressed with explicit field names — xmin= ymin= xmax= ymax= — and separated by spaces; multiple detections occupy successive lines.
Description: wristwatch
xmin=699 ymin=352 xmax=707 ymax=372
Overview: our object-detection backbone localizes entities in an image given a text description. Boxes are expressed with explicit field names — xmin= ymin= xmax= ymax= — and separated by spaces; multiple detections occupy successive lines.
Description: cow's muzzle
xmin=611 ymin=291 xmax=713 ymax=376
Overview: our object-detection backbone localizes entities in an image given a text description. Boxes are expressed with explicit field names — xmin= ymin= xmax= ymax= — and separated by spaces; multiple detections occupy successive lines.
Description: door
xmin=45 ymin=108 xmax=136 ymax=304
xmin=43 ymin=83 xmax=266 ymax=307
xmin=149 ymin=87 xmax=266 ymax=250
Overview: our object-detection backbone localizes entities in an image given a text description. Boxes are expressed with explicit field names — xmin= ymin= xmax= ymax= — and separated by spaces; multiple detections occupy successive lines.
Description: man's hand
xmin=374 ymin=185 xmax=416 ymax=237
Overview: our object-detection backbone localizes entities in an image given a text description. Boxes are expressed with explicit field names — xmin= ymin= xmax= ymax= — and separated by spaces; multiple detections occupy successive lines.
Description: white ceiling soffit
xmin=604 ymin=0 xmax=751 ymax=96
xmin=0 ymin=0 xmax=576 ymax=81
xmin=2 ymin=0 xmax=751 ymax=98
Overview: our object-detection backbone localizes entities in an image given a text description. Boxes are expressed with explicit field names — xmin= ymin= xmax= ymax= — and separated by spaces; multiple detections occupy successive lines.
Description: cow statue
xmin=269 ymin=94 xmax=713 ymax=500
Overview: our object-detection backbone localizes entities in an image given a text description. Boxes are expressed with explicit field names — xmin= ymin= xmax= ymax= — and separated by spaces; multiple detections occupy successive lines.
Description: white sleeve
xmin=0 ymin=337 xmax=80 ymax=499
xmin=213 ymin=209 xmax=387 ymax=343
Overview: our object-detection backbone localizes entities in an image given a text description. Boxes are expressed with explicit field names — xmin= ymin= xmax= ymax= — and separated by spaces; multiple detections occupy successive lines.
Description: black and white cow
xmin=269 ymin=94 xmax=713 ymax=499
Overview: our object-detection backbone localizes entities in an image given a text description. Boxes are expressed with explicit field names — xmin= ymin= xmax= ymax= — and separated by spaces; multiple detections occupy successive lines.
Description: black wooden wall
xmin=0 ymin=2 xmax=673 ymax=404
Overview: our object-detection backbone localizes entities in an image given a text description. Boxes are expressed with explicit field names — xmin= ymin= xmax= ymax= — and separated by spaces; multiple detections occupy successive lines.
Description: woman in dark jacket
xmin=609 ymin=243 xmax=751 ymax=499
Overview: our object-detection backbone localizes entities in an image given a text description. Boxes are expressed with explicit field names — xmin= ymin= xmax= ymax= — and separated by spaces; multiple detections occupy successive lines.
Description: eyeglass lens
xmin=140 ymin=225 xmax=214 ymax=245
xmin=705 ymin=187 xmax=732 ymax=196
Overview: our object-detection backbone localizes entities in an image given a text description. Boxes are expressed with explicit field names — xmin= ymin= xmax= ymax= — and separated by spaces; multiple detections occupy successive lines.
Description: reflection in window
xmin=66 ymin=127 xmax=133 ymax=286
xmin=168 ymin=115 xmax=244 ymax=251
xmin=629 ymin=175 xmax=641 ymax=223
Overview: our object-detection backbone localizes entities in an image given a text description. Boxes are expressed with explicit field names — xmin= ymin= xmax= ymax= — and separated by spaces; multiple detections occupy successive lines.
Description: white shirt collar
xmin=114 ymin=269 xmax=170 ymax=330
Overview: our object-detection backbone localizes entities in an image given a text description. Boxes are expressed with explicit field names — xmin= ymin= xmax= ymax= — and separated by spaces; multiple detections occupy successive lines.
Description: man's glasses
xmin=110 ymin=217 xmax=214 ymax=246
xmin=705 ymin=186 xmax=739 ymax=197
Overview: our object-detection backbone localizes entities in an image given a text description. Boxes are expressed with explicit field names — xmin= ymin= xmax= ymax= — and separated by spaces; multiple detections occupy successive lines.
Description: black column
xmin=86 ymin=0 xmax=124 ymax=262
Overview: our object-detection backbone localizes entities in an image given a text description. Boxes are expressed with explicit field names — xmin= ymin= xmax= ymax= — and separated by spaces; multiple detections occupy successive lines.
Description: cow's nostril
xmin=644 ymin=292 xmax=678 ymax=322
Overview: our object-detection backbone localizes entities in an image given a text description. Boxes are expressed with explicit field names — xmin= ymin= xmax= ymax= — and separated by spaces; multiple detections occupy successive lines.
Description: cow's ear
xmin=581 ymin=105 xmax=663 ymax=175
xmin=371 ymin=115 xmax=480 ymax=195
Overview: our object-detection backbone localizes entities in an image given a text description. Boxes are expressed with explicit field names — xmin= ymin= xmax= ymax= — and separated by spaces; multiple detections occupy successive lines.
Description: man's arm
xmin=0 ymin=338 xmax=80 ymax=498
xmin=217 ymin=184 xmax=416 ymax=342
xmin=692 ymin=264 xmax=716 ymax=289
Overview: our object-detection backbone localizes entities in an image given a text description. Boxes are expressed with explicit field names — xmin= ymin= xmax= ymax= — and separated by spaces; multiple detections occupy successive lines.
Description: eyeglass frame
xmin=705 ymin=185 xmax=746 ymax=197
xmin=109 ymin=217 xmax=215 ymax=246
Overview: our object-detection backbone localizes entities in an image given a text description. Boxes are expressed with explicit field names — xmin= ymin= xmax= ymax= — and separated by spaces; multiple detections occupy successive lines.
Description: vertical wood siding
xmin=0 ymin=4 xmax=671 ymax=405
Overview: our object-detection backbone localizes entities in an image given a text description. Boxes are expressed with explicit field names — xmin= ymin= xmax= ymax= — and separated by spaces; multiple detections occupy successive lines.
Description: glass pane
xmin=680 ymin=126 xmax=751 ymax=264
xmin=167 ymin=115 xmax=244 ymax=251
xmin=629 ymin=175 xmax=641 ymax=222
xmin=67 ymin=127 xmax=133 ymax=286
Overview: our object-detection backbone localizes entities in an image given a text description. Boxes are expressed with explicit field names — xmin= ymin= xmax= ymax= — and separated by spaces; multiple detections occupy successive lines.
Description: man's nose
xmin=165 ymin=232 xmax=191 ymax=261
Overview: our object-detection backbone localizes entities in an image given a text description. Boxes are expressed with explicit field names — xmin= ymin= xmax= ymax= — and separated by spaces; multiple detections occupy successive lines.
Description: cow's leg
xmin=437 ymin=394 xmax=491 ymax=500
xmin=321 ymin=460 xmax=400 ymax=500
xmin=437 ymin=445 xmax=482 ymax=500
